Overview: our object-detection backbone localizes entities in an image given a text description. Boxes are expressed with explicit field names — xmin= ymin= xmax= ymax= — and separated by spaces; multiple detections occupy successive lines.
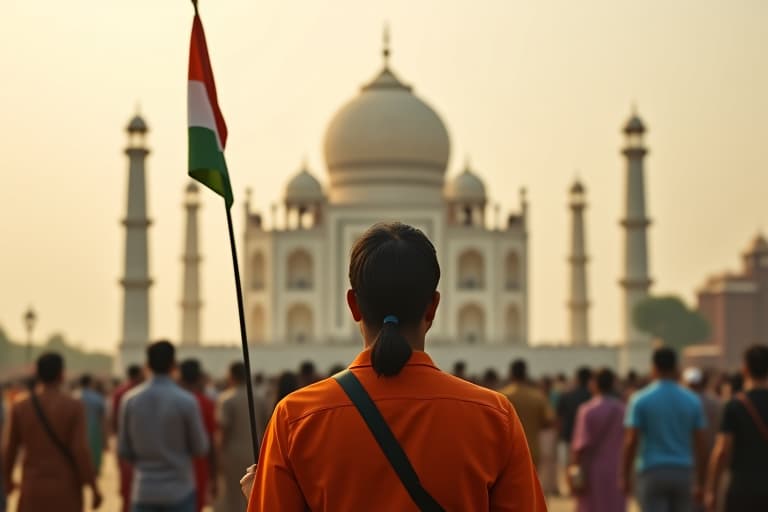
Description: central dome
xmin=323 ymin=58 xmax=451 ymax=205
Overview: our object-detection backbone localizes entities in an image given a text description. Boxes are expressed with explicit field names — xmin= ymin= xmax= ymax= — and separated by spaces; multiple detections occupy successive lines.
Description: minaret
xmin=180 ymin=182 xmax=202 ymax=346
xmin=119 ymin=113 xmax=152 ymax=365
xmin=568 ymin=180 xmax=590 ymax=346
xmin=620 ymin=109 xmax=652 ymax=346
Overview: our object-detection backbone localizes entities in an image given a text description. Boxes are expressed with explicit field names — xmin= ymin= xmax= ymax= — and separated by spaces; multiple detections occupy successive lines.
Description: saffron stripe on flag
xmin=188 ymin=15 xmax=227 ymax=148
xmin=187 ymin=11 xmax=232 ymax=208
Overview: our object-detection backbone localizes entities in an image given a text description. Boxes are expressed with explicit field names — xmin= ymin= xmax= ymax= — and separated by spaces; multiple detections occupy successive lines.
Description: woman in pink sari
xmin=571 ymin=368 xmax=627 ymax=512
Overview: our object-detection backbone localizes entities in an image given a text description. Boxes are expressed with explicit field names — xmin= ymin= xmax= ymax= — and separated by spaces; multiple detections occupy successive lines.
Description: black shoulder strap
xmin=737 ymin=392 xmax=768 ymax=442
xmin=334 ymin=370 xmax=445 ymax=512
xmin=29 ymin=391 xmax=81 ymax=481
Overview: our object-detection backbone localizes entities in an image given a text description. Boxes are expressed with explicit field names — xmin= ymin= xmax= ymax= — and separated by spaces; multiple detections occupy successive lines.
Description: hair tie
xmin=383 ymin=315 xmax=399 ymax=325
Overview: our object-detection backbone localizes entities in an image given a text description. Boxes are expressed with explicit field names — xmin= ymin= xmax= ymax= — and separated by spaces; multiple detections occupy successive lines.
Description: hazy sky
xmin=1 ymin=0 xmax=766 ymax=352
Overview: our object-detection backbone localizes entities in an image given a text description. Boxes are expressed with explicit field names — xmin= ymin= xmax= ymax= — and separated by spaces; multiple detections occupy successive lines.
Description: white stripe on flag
xmin=188 ymin=80 xmax=223 ymax=150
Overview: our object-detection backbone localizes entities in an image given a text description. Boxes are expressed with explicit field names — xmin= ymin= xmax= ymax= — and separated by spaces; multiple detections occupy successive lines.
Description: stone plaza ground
xmin=9 ymin=450 xmax=641 ymax=512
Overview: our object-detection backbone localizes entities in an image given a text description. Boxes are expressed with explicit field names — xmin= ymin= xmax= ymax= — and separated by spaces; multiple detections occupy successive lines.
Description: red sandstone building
xmin=690 ymin=234 xmax=768 ymax=369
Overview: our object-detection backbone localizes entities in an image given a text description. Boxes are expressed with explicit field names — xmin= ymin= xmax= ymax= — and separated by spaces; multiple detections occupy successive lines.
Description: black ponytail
xmin=349 ymin=223 xmax=440 ymax=377
xmin=371 ymin=322 xmax=412 ymax=377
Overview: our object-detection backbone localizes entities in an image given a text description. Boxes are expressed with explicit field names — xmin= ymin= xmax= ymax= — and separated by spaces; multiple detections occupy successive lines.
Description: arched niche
xmin=505 ymin=252 xmax=520 ymax=290
xmin=250 ymin=305 xmax=265 ymax=343
xmin=458 ymin=304 xmax=485 ymax=343
xmin=287 ymin=249 xmax=313 ymax=290
xmin=250 ymin=252 xmax=265 ymax=290
xmin=505 ymin=305 xmax=521 ymax=343
xmin=458 ymin=249 xmax=484 ymax=289
xmin=286 ymin=304 xmax=313 ymax=343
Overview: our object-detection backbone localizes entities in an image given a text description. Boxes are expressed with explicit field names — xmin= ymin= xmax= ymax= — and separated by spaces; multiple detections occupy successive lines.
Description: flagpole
xmin=189 ymin=0 xmax=259 ymax=462
xmin=225 ymin=204 xmax=261 ymax=462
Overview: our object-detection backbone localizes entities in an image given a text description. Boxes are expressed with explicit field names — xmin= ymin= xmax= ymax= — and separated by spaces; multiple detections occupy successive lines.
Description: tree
xmin=633 ymin=296 xmax=710 ymax=352
xmin=46 ymin=332 xmax=70 ymax=351
xmin=0 ymin=325 xmax=113 ymax=379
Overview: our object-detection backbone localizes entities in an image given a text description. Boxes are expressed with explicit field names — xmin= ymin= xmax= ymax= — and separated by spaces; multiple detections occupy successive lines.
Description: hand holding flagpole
xmin=187 ymin=0 xmax=260 ymax=464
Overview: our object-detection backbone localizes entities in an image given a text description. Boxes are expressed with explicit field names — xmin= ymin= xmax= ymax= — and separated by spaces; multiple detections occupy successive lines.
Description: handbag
xmin=567 ymin=463 xmax=587 ymax=493
xmin=334 ymin=370 xmax=445 ymax=512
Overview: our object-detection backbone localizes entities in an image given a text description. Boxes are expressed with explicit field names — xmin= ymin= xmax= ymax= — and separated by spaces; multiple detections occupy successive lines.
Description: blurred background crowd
xmin=1 ymin=343 xmax=766 ymax=512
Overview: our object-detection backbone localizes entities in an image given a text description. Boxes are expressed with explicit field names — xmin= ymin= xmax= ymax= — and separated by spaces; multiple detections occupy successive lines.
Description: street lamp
xmin=23 ymin=306 xmax=37 ymax=364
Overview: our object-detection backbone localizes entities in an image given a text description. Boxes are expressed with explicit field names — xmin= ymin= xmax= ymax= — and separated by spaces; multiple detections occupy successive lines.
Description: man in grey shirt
xmin=118 ymin=340 xmax=208 ymax=512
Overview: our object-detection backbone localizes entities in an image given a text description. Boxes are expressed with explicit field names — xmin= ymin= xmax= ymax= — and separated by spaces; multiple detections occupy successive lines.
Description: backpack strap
xmin=736 ymin=392 xmax=768 ymax=442
xmin=334 ymin=370 xmax=445 ymax=512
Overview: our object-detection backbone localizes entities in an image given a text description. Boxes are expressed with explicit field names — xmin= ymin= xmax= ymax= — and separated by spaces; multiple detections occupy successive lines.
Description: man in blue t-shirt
xmin=622 ymin=347 xmax=707 ymax=512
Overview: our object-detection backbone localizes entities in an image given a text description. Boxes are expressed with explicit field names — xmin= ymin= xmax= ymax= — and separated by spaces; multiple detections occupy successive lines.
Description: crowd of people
xmin=0 ymin=222 xmax=766 ymax=512
xmin=1 ymin=342 xmax=767 ymax=511
xmin=0 ymin=343 xmax=328 ymax=512
xmin=464 ymin=344 xmax=768 ymax=512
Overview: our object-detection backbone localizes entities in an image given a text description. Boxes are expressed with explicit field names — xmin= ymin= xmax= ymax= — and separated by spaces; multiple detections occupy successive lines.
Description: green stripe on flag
xmin=188 ymin=126 xmax=233 ymax=208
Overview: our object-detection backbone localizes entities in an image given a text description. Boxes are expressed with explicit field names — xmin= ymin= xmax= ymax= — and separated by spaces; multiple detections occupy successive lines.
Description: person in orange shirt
xmin=241 ymin=222 xmax=546 ymax=511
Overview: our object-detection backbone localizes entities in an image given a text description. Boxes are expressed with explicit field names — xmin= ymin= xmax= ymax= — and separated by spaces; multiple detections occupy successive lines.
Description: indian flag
xmin=188 ymin=11 xmax=233 ymax=208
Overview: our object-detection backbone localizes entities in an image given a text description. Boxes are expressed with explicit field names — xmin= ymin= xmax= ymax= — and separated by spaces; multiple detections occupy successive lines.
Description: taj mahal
xmin=117 ymin=36 xmax=653 ymax=377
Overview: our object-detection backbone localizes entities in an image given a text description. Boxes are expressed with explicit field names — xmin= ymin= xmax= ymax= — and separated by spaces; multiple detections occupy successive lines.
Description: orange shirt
xmin=248 ymin=350 xmax=546 ymax=511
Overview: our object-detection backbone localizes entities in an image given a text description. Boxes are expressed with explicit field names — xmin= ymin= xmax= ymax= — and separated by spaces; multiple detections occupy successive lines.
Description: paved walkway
xmin=8 ymin=450 xmax=638 ymax=511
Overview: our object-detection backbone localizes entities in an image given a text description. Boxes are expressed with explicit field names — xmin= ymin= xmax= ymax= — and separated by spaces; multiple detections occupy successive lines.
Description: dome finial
xmin=571 ymin=175 xmax=585 ymax=195
xmin=464 ymin=154 xmax=472 ymax=171
xmin=624 ymin=105 xmax=646 ymax=134
xmin=748 ymin=230 xmax=768 ymax=253
xmin=285 ymin=164 xmax=324 ymax=203
xmin=382 ymin=22 xmax=391 ymax=67
xmin=446 ymin=161 xmax=486 ymax=203
xmin=127 ymin=107 xmax=148 ymax=134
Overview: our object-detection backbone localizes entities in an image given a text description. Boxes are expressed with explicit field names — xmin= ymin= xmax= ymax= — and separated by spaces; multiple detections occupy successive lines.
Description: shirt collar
xmin=348 ymin=348 xmax=439 ymax=370
xmin=150 ymin=375 xmax=175 ymax=385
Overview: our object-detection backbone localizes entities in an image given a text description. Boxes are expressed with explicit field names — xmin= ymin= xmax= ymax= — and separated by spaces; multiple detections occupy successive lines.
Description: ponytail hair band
xmin=383 ymin=315 xmax=399 ymax=325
